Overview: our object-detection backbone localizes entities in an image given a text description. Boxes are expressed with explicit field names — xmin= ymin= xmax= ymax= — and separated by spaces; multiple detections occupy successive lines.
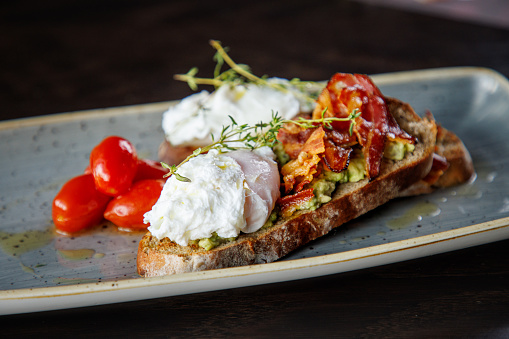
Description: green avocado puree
xmin=195 ymin=140 xmax=413 ymax=250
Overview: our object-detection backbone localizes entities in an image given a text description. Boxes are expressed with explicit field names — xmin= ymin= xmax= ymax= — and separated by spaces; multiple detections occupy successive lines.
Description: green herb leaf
xmin=174 ymin=172 xmax=191 ymax=183
xmin=173 ymin=40 xmax=322 ymax=104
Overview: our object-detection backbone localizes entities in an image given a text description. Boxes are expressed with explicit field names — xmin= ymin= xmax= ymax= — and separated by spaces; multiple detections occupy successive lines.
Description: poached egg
xmin=143 ymin=147 xmax=280 ymax=246
xmin=162 ymin=78 xmax=316 ymax=147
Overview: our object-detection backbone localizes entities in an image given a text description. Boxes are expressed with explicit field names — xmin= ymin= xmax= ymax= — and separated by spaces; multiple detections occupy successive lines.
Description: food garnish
xmin=162 ymin=108 xmax=361 ymax=183
xmin=174 ymin=40 xmax=322 ymax=104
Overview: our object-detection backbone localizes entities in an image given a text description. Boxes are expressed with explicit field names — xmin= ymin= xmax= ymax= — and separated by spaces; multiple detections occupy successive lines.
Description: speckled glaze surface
xmin=1 ymin=67 xmax=509 ymax=314
xmin=0 ymin=103 xmax=168 ymax=289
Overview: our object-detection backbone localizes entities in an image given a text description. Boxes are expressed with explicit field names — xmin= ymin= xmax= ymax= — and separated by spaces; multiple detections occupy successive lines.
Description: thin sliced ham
xmin=227 ymin=148 xmax=281 ymax=233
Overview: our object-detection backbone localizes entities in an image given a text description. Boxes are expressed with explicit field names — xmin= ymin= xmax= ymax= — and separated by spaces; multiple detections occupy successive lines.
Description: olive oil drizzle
xmin=386 ymin=201 xmax=441 ymax=230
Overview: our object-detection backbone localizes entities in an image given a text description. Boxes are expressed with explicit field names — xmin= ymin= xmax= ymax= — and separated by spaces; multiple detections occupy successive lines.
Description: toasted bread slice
xmin=138 ymin=98 xmax=437 ymax=277
xmin=433 ymin=124 xmax=475 ymax=187
xmin=399 ymin=117 xmax=475 ymax=196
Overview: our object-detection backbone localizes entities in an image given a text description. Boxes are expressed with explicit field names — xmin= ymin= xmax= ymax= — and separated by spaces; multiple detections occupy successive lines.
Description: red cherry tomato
xmin=104 ymin=179 xmax=164 ymax=230
xmin=86 ymin=158 xmax=168 ymax=181
xmin=133 ymin=159 xmax=169 ymax=182
xmin=52 ymin=174 xmax=112 ymax=233
xmin=90 ymin=136 xmax=138 ymax=196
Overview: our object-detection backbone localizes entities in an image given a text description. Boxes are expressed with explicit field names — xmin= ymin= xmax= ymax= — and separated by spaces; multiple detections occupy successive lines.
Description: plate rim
xmin=2 ymin=215 xmax=509 ymax=300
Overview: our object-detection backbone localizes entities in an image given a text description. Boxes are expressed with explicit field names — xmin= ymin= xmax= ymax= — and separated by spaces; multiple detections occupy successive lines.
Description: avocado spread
xmin=273 ymin=142 xmax=290 ymax=166
xmin=384 ymin=140 xmax=415 ymax=161
xmin=189 ymin=233 xmax=237 ymax=251
xmin=195 ymin=140 xmax=413 ymax=250
xmin=295 ymin=141 xmax=414 ymax=212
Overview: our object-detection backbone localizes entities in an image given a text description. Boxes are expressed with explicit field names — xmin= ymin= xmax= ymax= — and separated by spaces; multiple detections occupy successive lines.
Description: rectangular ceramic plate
xmin=1 ymin=67 xmax=509 ymax=315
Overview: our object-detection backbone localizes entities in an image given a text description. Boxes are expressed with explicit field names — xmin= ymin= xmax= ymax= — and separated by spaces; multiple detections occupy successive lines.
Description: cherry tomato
xmin=90 ymin=136 xmax=138 ymax=196
xmin=52 ymin=174 xmax=112 ymax=233
xmin=133 ymin=159 xmax=169 ymax=182
xmin=86 ymin=158 xmax=168 ymax=181
xmin=104 ymin=179 xmax=164 ymax=230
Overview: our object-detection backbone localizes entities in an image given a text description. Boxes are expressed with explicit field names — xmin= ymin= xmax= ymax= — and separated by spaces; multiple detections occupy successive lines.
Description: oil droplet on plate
xmin=386 ymin=201 xmax=441 ymax=230
xmin=486 ymin=172 xmax=497 ymax=183
xmin=20 ymin=262 xmax=35 ymax=274
xmin=0 ymin=228 xmax=54 ymax=257
xmin=455 ymin=183 xmax=482 ymax=199
xmin=93 ymin=252 xmax=105 ymax=259
xmin=498 ymin=197 xmax=509 ymax=214
xmin=58 ymin=249 xmax=96 ymax=261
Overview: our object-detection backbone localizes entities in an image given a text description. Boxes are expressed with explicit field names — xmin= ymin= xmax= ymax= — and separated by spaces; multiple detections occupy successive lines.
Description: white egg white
xmin=143 ymin=148 xmax=280 ymax=246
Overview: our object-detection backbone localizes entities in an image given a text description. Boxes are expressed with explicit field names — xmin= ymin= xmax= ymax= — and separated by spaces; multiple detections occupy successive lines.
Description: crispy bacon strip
xmin=322 ymin=135 xmax=352 ymax=172
xmin=280 ymin=127 xmax=325 ymax=193
xmin=353 ymin=98 xmax=388 ymax=179
xmin=278 ymin=188 xmax=315 ymax=218
xmin=277 ymin=124 xmax=315 ymax=159
xmin=355 ymin=74 xmax=414 ymax=143
xmin=325 ymin=125 xmax=357 ymax=147
xmin=313 ymin=73 xmax=415 ymax=179
xmin=277 ymin=72 xmax=417 ymax=212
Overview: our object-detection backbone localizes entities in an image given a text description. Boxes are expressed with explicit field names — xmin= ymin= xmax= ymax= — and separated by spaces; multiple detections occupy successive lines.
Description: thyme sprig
xmin=162 ymin=108 xmax=361 ymax=182
xmin=173 ymin=40 xmax=322 ymax=101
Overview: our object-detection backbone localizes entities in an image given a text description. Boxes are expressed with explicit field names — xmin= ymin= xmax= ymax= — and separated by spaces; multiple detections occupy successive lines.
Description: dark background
xmin=2 ymin=0 xmax=509 ymax=120
xmin=1 ymin=0 xmax=509 ymax=337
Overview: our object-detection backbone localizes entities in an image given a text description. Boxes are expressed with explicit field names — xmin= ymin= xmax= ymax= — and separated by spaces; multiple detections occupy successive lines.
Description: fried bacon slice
xmin=313 ymin=73 xmax=415 ymax=179
xmin=355 ymin=74 xmax=415 ymax=144
xmin=280 ymin=126 xmax=325 ymax=193
xmin=277 ymin=73 xmax=416 ymax=198
xmin=278 ymin=188 xmax=315 ymax=218
xmin=277 ymin=123 xmax=315 ymax=159
xmin=322 ymin=134 xmax=352 ymax=173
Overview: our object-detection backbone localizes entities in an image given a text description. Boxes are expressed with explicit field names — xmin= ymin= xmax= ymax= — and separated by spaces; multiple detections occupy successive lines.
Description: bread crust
xmin=400 ymin=121 xmax=475 ymax=197
xmin=137 ymin=97 xmax=437 ymax=277
xmin=433 ymin=125 xmax=475 ymax=187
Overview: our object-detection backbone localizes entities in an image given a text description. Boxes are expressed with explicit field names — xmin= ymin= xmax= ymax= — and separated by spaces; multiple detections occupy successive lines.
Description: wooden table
xmin=1 ymin=1 xmax=509 ymax=337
